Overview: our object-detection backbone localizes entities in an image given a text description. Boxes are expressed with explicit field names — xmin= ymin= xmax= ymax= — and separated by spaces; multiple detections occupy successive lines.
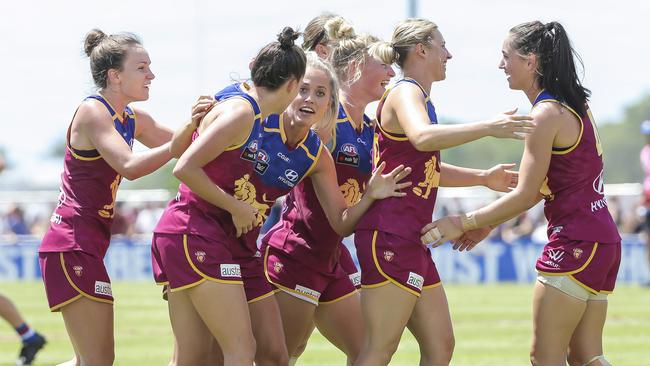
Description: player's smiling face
xmin=499 ymin=36 xmax=536 ymax=90
xmin=356 ymin=55 xmax=395 ymax=102
xmin=286 ymin=67 xmax=332 ymax=128
xmin=425 ymin=29 xmax=452 ymax=82
xmin=114 ymin=45 xmax=154 ymax=102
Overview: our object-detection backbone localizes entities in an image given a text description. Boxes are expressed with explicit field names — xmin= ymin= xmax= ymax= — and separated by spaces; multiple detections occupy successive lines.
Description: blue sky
xmin=1 ymin=0 xmax=648 ymax=187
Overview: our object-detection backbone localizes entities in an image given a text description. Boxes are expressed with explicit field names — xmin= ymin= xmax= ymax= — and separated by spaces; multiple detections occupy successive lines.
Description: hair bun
xmin=325 ymin=17 xmax=355 ymax=41
xmin=84 ymin=29 xmax=107 ymax=56
xmin=277 ymin=27 xmax=300 ymax=50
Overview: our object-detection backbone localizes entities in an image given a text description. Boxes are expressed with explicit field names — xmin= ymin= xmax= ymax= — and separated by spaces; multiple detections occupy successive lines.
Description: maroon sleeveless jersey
xmin=155 ymin=83 xmax=323 ymax=258
xmin=154 ymin=86 xmax=264 ymax=258
xmin=40 ymin=95 xmax=136 ymax=257
xmin=535 ymin=90 xmax=620 ymax=243
xmin=356 ymin=78 xmax=441 ymax=244
xmin=263 ymin=105 xmax=373 ymax=273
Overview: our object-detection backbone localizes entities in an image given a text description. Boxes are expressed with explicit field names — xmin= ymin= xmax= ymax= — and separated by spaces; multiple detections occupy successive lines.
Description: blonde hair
xmin=304 ymin=52 xmax=339 ymax=138
xmin=329 ymin=33 xmax=393 ymax=86
xmin=302 ymin=14 xmax=354 ymax=51
xmin=390 ymin=18 xmax=439 ymax=68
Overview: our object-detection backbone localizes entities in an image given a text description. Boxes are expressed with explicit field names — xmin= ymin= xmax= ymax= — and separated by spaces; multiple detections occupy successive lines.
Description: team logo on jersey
xmin=273 ymin=261 xmax=284 ymax=273
xmin=73 ymin=266 xmax=83 ymax=277
xmin=241 ymin=140 xmax=259 ymax=161
xmin=195 ymin=251 xmax=206 ymax=263
xmin=337 ymin=143 xmax=360 ymax=167
xmin=413 ymin=155 xmax=440 ymax=199
xmin=593 ymin=169 xmax=605 ymax=195
xmin=340 ymin=179 xmax=361 ymax=206
xmin=383 ymin=250 xmax=395 ymax=262
xmin=234 ymin=174 xmax=270 ymax=226
xmin=254 ymin=150 xmax=270 ymax=174
xmin=572 ymin=248 xmax=583 ymax=259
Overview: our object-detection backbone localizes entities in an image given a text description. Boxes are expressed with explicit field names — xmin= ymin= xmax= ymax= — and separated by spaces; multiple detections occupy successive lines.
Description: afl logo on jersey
xmin=592 ymin=169 xmax=605 ymax=195
xmin=341 ymin=143 xmax=358 ymax=156
xmin=257 ymin=150 xmax=269 ymax=163
xmin=249 ymin=140 xmax=259 ymax=152
xmin=337 ymin=143 xmax=360 ymax=167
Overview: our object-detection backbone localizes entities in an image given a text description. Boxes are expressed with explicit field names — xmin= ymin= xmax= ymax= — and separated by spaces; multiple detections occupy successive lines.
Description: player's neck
xmin=98 ymin=89 xmax=129 ymax=114
xmin=339 ymin=92 xmax=367 ymax=131
xmin=248 ymin=87 xmax=284 ymax=120
xmin=401 ymin=67 xmax=433 ymax=95
xmin=282 ymin=113 xmax=309 ymax=149
xmin=523 ymin=82 xmax=543 ymax=105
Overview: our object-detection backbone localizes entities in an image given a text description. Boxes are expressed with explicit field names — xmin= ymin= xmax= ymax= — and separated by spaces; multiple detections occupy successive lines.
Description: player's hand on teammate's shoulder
xmin=487 ymin=107 xmax=536 ymax=140
xmin=191 ymin=95 xmax=216 ymax=128
xmin=366 ymin=162 xmax=413 ymax=200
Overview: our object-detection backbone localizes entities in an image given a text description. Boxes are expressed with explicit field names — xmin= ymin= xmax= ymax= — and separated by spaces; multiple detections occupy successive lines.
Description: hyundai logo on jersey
xmin=285 ymin=169 xmax=299 ymax=182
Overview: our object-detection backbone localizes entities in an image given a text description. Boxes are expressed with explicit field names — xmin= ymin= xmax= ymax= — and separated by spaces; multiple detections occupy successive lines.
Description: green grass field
xmin=1 ymin=282 xmax=648 ymax=365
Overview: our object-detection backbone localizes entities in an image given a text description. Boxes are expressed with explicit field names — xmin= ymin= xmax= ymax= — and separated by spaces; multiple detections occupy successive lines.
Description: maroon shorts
xmin=536 ymin=239 xmax=621 ymax=293
xmin=355 ymin=230 xmax=441 ymax=297
xmin=339 ymin=243 xmax=361 ymax=289
xmin=151 ymin=233 xmax=243 ymax=292
xmin=39 ymin=251 xmax=113 ymax=312
xmin=152 ymin=233 xmax=274 ymax=303
xmin=238 ymin=253 xmax=277 ymax=303
xmin=263 ymin=246 xmax=357 ymax=305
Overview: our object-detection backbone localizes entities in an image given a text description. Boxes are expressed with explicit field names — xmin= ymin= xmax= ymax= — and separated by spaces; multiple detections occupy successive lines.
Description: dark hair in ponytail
xmin=509 ymin=21 xmax=591 ymax=116
xmin=251 ymin=27 xmax=306 ymax=90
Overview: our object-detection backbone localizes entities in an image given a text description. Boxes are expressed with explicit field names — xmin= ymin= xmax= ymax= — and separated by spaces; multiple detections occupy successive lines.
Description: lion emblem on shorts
xmin=572 ymin=248 xmax=583 ymax=259
xmin=195 ymin=251 xmax=206 ymax=263
xmin=234 ymin=174 xmax=270 ymax=226
xmin=383 ymin=250 xmax=395 ymax=262
xmin=273 ymin=261 xmax=284 ymax=273
xmin=340 ymin=179 xmax=361 ymax=206
xmin=73 ymin=266 xmax=83 ymax=277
